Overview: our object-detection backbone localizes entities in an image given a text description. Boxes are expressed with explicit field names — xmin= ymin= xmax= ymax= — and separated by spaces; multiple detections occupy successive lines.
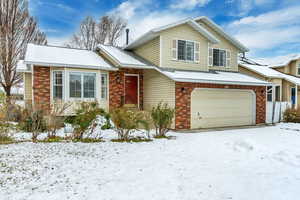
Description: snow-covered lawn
xmin=1 ymin=123 xmax=300 ymax=200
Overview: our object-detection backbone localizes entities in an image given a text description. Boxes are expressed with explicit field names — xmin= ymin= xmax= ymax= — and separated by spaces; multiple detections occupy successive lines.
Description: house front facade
xmin=18 ymin=16 xmax=270 ymax=130
xmin=239 ymin=55 xmax=300 ymax=108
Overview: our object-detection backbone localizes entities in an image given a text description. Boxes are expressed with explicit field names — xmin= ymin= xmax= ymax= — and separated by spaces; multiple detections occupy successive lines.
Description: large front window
xmin=213 ymin=49 xmax=226 ymax=67
xmin=69 ymin=73 xmax=96 ymax=99
xmin=177 ymin=40 xmax=195 ymax=61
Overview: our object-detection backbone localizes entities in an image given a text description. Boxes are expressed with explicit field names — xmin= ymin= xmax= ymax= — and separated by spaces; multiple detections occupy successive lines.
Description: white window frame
xmin=68 ymin=71 xmax=97 ymax=100
xmin=101 ymin=73 xmax=108 ymax=100
xmin=267 ymin=85 xmax=281 ymax=102
xmin=212 ymin=48 xmax=226 ymax=67
xmin=176 ymin=39 xmax=198 ymax=62
xmin=297 ymin=63 xmax=300 ymax=75
xmin=51 ymin=70 xmax=64 ymax=101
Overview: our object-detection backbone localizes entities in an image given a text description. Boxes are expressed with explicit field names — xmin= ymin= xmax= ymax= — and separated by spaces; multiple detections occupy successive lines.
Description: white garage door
xmin=191 ymin=88 xmax=256 ymax=129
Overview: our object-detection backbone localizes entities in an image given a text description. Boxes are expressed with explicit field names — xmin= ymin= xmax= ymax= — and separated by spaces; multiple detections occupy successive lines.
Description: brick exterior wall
xmin=109 ymin=68 xmax=143 ymax=109
xmin=33 ymin=66 xmax=51 ymax=111
xmin=175 ymin=82 xmax=266 ymax=130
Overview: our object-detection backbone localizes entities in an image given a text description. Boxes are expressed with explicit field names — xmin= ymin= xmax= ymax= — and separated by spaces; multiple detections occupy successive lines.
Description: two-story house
xmin=239 ymin=55 xmax=300 ymax=108
xmin=18 ymin=16 xmax=271 ymax=130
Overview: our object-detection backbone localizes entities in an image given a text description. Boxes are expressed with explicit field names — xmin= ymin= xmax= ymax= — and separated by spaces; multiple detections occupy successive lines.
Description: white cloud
xmin=226 ymin=6 xmax=300 ymax=56
xmin=227 ymin=0 xmax=276 ymax=16
xmin=170 ymin=0 xmax=212 ymax=10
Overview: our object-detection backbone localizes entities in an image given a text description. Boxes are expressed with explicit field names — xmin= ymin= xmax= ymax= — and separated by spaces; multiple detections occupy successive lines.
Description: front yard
xmin=1 ymin=123 xmax=300 ymax=200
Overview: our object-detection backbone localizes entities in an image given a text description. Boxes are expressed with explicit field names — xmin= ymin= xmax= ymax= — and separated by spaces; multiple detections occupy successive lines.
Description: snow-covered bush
xmin=65 ymin=101 xmax=112 ymax=140
xmin=110 ymin=108 xmax=150 ymax=141
xmin=151 ymin=102 xmax=174 ymax=138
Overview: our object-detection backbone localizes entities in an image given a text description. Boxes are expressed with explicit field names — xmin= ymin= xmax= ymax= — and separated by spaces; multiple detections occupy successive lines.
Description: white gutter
xmin=24 ymin=61 xmax=118 ymax=71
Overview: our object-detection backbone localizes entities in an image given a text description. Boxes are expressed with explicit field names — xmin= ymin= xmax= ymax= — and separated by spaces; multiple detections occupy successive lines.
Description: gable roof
xmin=23 ymin=43 xmax=116 ymax=71
xmin=156 ymin=68 xmax=271 ymax=86
xmin=239 ymin=58 xmax=300 ymax=85
xmin=97 ymin=44 xmax=155 ymax=69
xmin=125 ymin=16 xmax=248 ymax=52
xmin=124 ymin=17 xmax=220 ymax=50
xmin=194 ymin=16 xmax=249 ymax=52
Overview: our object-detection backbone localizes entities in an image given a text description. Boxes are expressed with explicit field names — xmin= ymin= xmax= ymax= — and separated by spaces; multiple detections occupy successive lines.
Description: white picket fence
xmin=266 ymin=102 xmax=291 ymax=124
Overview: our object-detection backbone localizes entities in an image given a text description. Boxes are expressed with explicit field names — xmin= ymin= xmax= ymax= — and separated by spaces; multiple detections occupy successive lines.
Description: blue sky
xmin=29 ymin=0 xmax=300 ymax=58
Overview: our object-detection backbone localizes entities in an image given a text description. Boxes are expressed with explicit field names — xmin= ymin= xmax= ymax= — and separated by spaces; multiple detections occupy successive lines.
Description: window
xmin=69 ymin=73 xmax=96 ymax=99
xmin=297 ymin=63 xmax=300 ymax=75
xmin=267 ymin=86 xmax=273 ymax=102
xmin=101 ymin=73 xmax=108 ymax=100
xmin=213 ymin=49 xmax=226 ymax=67
xmin=52 ymin=71 xmax=63 ymax=99
xmin=275 ymin=86 xmax=280 ymax=101
xmin=177 ymin=40 xmax=196 ymax=61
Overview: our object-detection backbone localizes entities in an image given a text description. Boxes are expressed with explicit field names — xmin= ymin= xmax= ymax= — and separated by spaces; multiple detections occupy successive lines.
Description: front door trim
xmin=124 ymin=74 xmax=139 ymax=108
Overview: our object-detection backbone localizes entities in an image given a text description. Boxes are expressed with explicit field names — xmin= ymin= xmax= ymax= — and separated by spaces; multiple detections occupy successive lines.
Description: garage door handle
xmin=197 ymin=112 xmax=202 ymax=120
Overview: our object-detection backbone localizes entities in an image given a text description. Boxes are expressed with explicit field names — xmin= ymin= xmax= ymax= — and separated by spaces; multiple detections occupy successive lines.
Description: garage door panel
xmin=191 ymin=89 xmax=255 ymax=129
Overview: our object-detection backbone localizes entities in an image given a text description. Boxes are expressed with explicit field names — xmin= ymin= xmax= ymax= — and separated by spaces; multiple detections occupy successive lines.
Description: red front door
xmin=125 ymin=75 xmax=138 ymax=105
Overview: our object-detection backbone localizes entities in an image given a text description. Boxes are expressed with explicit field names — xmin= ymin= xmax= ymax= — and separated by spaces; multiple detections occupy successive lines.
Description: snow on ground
xmin=1 ymin=123 xmax=300 ymax=200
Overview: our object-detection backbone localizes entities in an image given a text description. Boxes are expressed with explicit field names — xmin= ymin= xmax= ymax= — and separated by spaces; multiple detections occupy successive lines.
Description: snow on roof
xmin=239 ymin=60 xmax=283 ymax=78
xmin=125 ymin=16 xmax=248 ymax=52
xmin=251 ymin=54 xmax=300 ymax=68
xmin=24 ymin=43 xmax=116 ymax=70
xmin=97 ymin=44 xmax=155 ymax=68
xmin=239 ymin=58 xmax=300 ymax=85
xmin=16 ymin=60 xmax=31 ymax=72
xmin=157 ymin=68 xmax=271 ymax=86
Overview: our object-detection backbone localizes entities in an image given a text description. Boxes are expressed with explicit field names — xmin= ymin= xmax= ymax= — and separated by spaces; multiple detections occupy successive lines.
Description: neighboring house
xmin=239 ymin=55 xmax=300 ymax=107
xmin=17 ymin=16 xmax=271 ymax=130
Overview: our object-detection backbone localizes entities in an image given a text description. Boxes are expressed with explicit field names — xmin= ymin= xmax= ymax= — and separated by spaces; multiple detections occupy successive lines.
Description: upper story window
xmin=52 ymin=71 xmax=64 ymax=100
xmin=172 ymin=39 xmax=199 ymax=63
xmin=208 ymin=47 xmax=231 ymax=67
xmin=297 ymin=63 xmax=300 ymax=75
xmin=213 ymin=49 xmax=226 ymax=67
xmin=69 ymin=72 xmax=96 ymax=99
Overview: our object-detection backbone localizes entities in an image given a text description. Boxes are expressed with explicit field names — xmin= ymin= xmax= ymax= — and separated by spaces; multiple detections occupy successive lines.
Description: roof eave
xmin=195 ymin=16 xmax=249 ymax=52
xmin=173 ymin=78 xmax=272 ymax=86
xmin=24 ymin=61 xmax=118 ymax=71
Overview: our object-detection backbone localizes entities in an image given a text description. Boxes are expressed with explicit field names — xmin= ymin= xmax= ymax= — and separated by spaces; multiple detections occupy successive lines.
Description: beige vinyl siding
xmin=195 ymin=20 xmax=239 ymax=72
xmin=239 ymin=66 xmax=267 ymax=81
xmin=160 ymin=24 xmax=209 ymax=71
xmin=143 ymin=69 xmax=175 ymax=128
xmin=281 ymin=80 xmax=294 ymax=102
xmin=23 ymin=72 xmax=32 ymax=101
xmin=50 ymin=66 xmax=109 ymax=115
xmin=133 ymin=37 xmax=160 ymax=66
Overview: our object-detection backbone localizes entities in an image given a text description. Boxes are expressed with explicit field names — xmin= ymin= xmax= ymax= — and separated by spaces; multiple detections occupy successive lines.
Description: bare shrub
xmin=151 ymin=102 xmax=175 ymax=138
xmin=19 ymin=103 xmax=47 ymax=142
xmin=46 ymin=102 xmax=71 ymax=139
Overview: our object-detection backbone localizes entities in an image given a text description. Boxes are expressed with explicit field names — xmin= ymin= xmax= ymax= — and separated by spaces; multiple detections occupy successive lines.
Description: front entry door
xmin=125 ymin=75 xmax=138 ymax=105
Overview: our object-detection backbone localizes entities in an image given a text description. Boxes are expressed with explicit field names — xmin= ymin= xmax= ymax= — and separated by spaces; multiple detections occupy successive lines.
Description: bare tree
xmin=66 ymin=15 xmax=127 ymax=49
xmin=67 ymin=16 xmax=98 ymax=50
xmin=106 ymin=15 xmax=127 ymax=46
xmin=0 ymin=0 xmax=47 ymax=100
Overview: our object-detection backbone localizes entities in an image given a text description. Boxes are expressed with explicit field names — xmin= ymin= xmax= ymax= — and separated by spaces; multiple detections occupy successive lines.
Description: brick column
xmin=33 ymin=66 xmax=51 ymax=112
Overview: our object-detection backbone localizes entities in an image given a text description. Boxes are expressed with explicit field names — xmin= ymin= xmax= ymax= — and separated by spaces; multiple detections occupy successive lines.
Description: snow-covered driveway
xmin=1 ymin=123 xmax=300 ymax=200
